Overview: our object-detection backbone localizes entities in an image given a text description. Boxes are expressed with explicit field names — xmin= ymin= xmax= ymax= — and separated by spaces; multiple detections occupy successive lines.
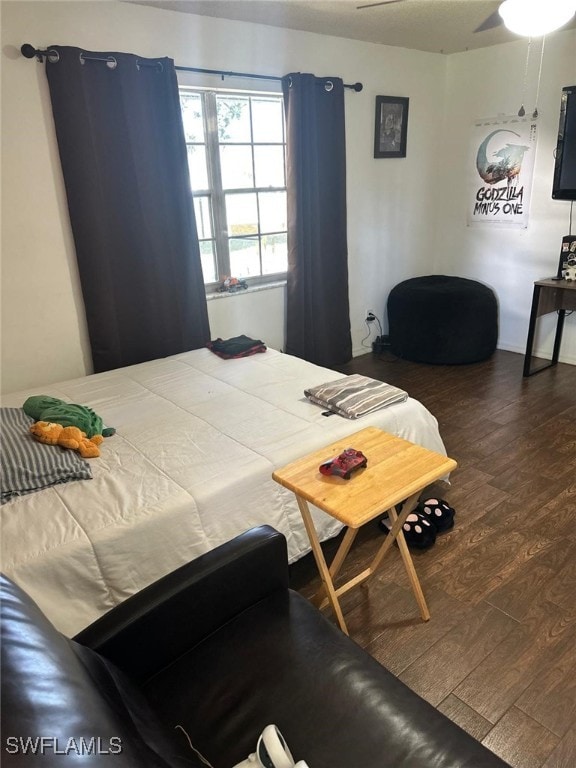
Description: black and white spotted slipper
xmin=378 ymin=512 xmax=437 ymax=550
xmin=416 ymin=498 xmax=455 ymax=533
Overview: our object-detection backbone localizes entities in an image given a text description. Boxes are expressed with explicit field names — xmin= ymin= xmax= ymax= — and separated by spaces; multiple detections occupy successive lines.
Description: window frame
xmin=180 ymin=85 xmax=288 ymax=293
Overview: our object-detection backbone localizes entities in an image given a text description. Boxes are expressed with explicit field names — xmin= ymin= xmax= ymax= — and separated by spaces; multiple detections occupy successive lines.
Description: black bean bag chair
xmin=387 ymin=275 xmax=498 ymax=364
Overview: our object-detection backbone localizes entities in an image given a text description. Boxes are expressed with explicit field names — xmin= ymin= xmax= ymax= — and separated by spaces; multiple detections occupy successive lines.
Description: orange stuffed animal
xmin=30 ymin=421 xmax=104 ymax=459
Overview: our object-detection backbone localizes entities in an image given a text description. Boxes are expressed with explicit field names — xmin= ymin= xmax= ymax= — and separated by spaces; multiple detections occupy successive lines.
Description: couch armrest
xmin=73 ymin=525 xmax=288 ymax=683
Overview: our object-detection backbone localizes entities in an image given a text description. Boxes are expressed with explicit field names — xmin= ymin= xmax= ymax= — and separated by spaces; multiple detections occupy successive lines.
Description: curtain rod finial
xmin=20 ymin=44 xmax=60 ymax=64
xmin=21 ymin=44 xmax=38 ymax=59
xmin=353 ymin=82 xmax=363 ymax=92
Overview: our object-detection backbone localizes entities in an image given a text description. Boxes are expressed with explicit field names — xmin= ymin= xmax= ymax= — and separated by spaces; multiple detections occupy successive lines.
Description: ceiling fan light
xmin=499 ymin=0 xmax=576 ymax=36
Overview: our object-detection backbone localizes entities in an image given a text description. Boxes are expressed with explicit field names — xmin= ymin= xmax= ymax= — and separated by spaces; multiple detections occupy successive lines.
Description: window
xmin=180 ymin=88 xmax=288 ymax=290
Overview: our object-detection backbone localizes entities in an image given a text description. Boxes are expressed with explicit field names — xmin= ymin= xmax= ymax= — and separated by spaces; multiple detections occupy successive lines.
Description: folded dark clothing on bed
xmin=305 ymin=374 xmax=408 ymax=419
xmin=207 ymin=335 xmax=267 ymax=359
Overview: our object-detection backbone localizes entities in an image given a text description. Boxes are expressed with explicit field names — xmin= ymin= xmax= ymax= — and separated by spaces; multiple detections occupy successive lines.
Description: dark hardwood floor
xmin=289 ymin=349 xmax=576 ymax=768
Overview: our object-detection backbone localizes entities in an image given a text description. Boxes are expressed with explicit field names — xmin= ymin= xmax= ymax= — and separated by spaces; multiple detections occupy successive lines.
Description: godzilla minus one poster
xmin=468 ymin=115 xmax=537 ymax=228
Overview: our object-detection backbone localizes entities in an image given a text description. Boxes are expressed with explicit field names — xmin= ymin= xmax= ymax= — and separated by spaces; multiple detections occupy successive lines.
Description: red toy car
xmin=319 ymin=448 xmax=367 ymax=480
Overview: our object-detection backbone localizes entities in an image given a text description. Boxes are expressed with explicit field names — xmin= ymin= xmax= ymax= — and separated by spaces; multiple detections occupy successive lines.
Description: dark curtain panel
xmin=281 ymin=73 xmax=352 ymax=368
xmin=45 ymin=46 xmax=210 ymax=373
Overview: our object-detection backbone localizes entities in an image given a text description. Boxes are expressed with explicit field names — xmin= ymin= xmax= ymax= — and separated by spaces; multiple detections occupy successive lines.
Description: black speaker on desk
xmin=552 ymin=85 xmax=576 ymax=201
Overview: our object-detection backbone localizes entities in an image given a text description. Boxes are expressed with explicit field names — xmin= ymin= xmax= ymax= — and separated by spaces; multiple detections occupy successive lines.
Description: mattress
xmin=1 ymin=348 xmax=447 ymax=636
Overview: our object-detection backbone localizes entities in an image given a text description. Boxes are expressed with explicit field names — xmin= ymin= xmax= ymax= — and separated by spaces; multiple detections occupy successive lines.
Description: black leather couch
xmin=1 ymin=525 xmax=509 ymax=767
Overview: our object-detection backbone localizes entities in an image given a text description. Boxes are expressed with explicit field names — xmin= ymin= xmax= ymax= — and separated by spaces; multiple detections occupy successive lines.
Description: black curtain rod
xmin=175 ymin=64 xmax=363 ymax=91
xmin=21 ymin=45 xmax=363 ymax=91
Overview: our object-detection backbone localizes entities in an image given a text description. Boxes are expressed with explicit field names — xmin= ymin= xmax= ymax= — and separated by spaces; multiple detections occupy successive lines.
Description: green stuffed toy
xmin=23 ymin=395 xmax=115 ymax=439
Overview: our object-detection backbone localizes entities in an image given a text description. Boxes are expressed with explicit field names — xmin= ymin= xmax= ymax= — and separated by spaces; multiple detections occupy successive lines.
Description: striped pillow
xmin=1 ymin=408 xmax=92 ymax=504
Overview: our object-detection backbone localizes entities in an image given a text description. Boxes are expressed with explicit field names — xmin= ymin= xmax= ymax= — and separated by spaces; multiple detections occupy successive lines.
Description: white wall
xmin=1 ymin=0 xmax=446 ymax=392
xmin=437 ymin=30 xmax=576 ymax=363
xmin=1 ymin=1 xmax=574 ymax=394
xmin=207 ymin=285 xmax=286 ymax=349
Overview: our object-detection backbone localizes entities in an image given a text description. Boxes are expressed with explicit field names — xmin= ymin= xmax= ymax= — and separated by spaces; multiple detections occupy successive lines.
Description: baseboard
xmin=352 ymin=342 xmax=576 ymax=366
xmin=352 ymin=344 xmax=375 ymax=358
xmin=496 ymin=342 xmax=576 ymax=366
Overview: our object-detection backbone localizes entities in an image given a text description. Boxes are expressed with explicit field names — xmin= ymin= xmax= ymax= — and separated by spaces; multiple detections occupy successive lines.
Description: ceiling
xmin=128 ymin=0 xmax=576 ymax=55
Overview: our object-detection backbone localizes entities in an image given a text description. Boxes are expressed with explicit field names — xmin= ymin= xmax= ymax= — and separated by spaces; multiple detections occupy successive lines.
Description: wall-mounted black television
xmin=552 ymin=85 xmax=576 ymax=201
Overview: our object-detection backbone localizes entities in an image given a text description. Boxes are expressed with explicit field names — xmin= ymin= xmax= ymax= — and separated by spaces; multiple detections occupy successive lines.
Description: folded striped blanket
xmin=304 ymin=374 xmax=408 ymax=419
xmin=1 ymin=408 xmax=92 ymax=504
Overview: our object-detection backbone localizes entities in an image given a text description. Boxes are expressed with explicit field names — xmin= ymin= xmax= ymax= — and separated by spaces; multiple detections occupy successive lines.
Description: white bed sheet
xmin=1 ymin=348 xmax=446 ymax=636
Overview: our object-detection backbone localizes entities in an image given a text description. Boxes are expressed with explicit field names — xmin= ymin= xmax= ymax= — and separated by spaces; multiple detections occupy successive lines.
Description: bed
xmin=1 ymin=347 xmax=447 ymax=636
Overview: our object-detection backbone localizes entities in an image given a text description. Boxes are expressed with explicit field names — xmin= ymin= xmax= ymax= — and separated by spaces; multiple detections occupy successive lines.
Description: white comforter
xmin=1 ymin=348 xmax=446 ymax=636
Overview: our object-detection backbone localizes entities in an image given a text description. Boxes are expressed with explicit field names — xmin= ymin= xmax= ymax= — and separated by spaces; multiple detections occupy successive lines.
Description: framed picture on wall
xmin=374 ymin=95 xmax=409 ymax=158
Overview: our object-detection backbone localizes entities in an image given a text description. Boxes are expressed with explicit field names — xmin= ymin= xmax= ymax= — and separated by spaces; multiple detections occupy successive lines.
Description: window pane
xmin=262 ymin=233 xmax=287 ymax=275
xmin=180 ymin=93 xmax=205 ymax=143
xmin=226 ymin=193 xmax=258 ymax=236
xmin=217 ymin=96 xmax=251 ymax=142
xmin=193 ymin=196 xmax=213 ymax=239
xmin=229 ymin=237 xmax=260 ymax=278
xmin=187 ymin=145 xmax=208 ymax=190
xmin=179 ymin=88 xmax=286 ymax=286
xmin=220 ymin=146 xmax=254 ymax=189
xmin=259 ymin=191 xmax=287 ymax=233
xmin=199 ymin=240 xmax=217 ymax=283
xmin=254 ymin=146 xmax=285 ymax=188
xmin=252 ymin=98 xmax=284 ymax=143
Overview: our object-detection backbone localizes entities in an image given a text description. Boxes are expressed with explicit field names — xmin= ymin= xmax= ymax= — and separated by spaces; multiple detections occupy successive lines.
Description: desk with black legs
xmin=523 ymin=279 xmax=576 ymax=377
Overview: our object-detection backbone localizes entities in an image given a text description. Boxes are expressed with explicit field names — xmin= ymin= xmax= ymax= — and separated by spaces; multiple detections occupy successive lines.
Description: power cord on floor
xmin=360 ymin=322 xmax=375 ymax=348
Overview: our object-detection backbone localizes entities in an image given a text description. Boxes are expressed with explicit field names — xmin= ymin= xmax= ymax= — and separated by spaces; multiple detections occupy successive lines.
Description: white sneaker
xmin=232 ymin=725 xmax=309 ymax=768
